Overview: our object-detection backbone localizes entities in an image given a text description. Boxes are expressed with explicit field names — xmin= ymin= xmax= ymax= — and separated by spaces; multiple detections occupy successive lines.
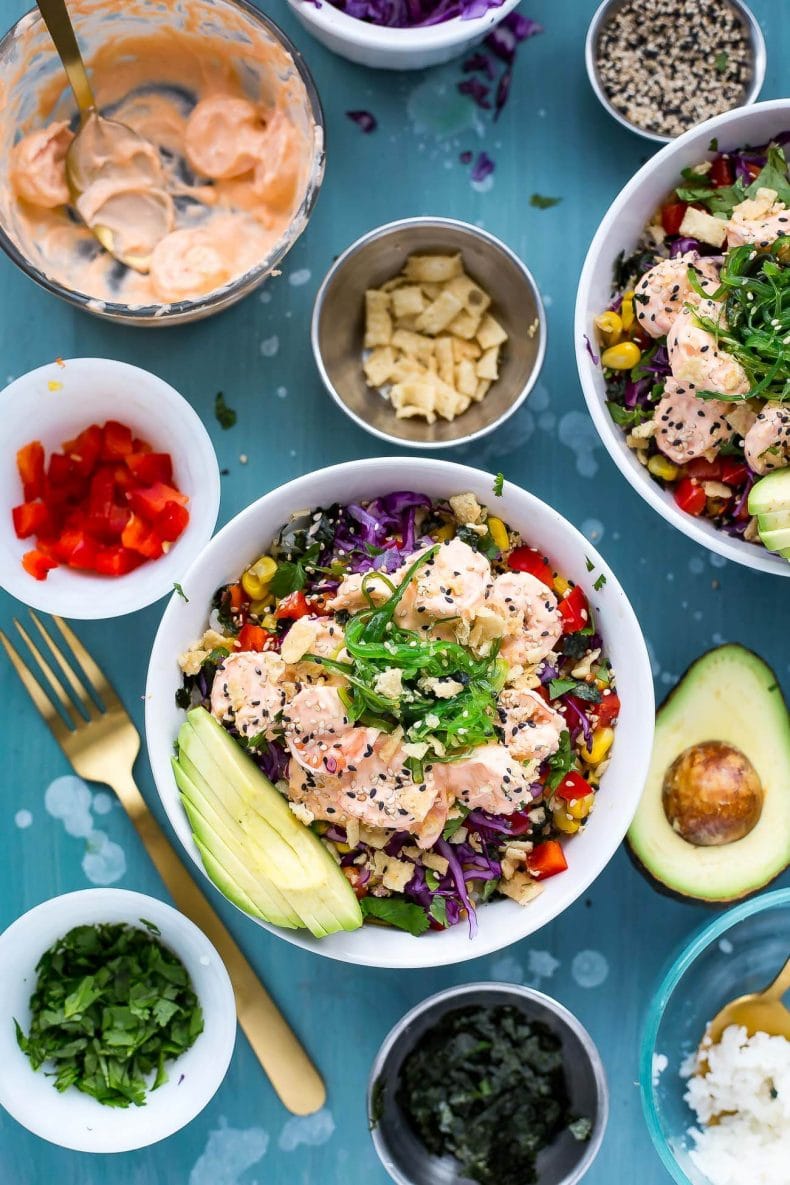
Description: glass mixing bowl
xmin=0 ymin=0 xmax=324 ymax=325
xmin=640 ymin=888 xmax=790 ymax=1185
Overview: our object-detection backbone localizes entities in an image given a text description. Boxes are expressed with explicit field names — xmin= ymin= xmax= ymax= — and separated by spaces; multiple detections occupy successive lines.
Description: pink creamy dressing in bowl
xmin=0 ymin=0 xmax=324 ymax=324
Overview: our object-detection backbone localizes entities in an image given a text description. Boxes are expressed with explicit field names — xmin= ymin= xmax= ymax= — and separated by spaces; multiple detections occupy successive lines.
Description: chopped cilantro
xmin=173 ymin=582 xmax=189 ymax=602
xmin=548 ymin=678 xmax=602 ymax=704
xmin=493 ymin=472 xmax=504 ymax=497
xmin=545 ymin=730 xmax=574 ymax=791
xmin=593 ymin=573 xmax=607 ymax=591
xmin=708 ymin=137 xmax=719 ymax=151
xmin=429 ymin=897 xmax=448 ymax=927
xmin=360 ymin=897 xmax=429 ymax=936
xmin=606 ymin=401 xmax=654 ymax=429
xmin=585 ymin=557 xmax=594 ymax=572
xmin=530 ymin=193 xmax=562 ymax=209
xmin=214 ymin=390 xmax=237 ymax=430
xmin=457 ymin=523 xmax=500 ymax=559
xmin=269 ymin=542 xmax=321 ymax=598
xmin=442 ymin=804 xmax=470 ymax=840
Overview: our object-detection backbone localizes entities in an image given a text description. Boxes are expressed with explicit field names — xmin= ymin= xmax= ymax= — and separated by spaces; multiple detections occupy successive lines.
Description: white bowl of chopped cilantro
xmin=286 ymin=0 xmax=530 ymax=71
xmin=576 ymin=99 xmax=790 ymax=577
xmin=145 ymin=457 xmax=654 ymax=969
xmin=0 ymin=889 xmax=236 ymax=1152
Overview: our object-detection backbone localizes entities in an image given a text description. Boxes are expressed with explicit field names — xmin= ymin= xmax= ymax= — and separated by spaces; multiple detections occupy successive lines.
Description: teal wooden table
xmin=0 ymin=0 xmax=787 ymax=1181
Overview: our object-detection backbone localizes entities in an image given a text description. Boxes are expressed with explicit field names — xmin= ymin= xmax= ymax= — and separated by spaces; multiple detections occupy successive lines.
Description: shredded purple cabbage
xmin=583 ymin=334 xmax=600 ymax=365
xmin=561 ymin=695 xmax=593 ymax=750
xmin=670 ymin=237 xmax=701 ymax=257
xmin=436 ymin=837 xmax=478 ymax=937
xmin=332 ymin=491 xmax=430 ymax=574
xmin=255 ymin=740 xmax=290 ymax=783
xmin=471 ymin=151 xmax=495 ymax=182
xmin=346 ymin=110 xmax=377 ymax=133
xmin=459 ymin=77 xmax=492 ymax=109
xmin=459 ymin=149 xmax=473 ymax=164
xmin=317 ymin=0 xmax=506 ymax=27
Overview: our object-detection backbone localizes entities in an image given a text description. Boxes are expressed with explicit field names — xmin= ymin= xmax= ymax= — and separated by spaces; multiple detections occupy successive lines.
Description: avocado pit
xmin=662 ymin=740 xmax=764 ymax=847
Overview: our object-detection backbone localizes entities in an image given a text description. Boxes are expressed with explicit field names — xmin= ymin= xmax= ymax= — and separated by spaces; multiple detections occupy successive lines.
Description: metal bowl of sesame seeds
xmin=585 ymin=0 xmax=766 ymax=143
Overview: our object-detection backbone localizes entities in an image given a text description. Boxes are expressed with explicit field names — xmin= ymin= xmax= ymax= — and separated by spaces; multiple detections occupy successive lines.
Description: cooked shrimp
xmin=635 ymin=254 xmax=720 ymax=339
xmin=282 ymin=684 xmax=378 ymax=776
xmin=497 ymin=687 xmax=565 ymax=764
xmin=432 ymin=743 xmax=532 ymax=815
xmin=654 ymin=378 xmax=734 ymax=463
xmin=487 ymin=571 xmax=562 ymax=666
xmin=667 ymin=299 xmax=750 ymax=398
xmin=210 ymin=650 xmax=288 ymax=740
xmin=726 ymin=189 xmax=790 ymax=249
xmin=286 ymin=736 xmax=443 ymax=835
xmin=744 ymin=401 xmax=790 ymax=474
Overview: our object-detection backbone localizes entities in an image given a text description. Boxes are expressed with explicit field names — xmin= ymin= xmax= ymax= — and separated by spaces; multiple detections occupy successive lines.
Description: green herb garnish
xmin=545 ymin=730 xmax=574 ymax=791
xmin=173 ymin=582 xmax=189 ymax=602
xmin=269 ymin=542 xmax=322 ymax=598
xmin=175 ymin=687 xmax=191 ymax=709
xmin=360 ymin=897 xmax=429 ymax=936
xmin=397 ymin=1004 xmax=584 ymax=1185
xmin=606 ymin=401 xmax=654 ymax=429
xmin=214 ymin=391 xmax=237 ymax=430
xmin=442 ymin=804 xmax=471 ymax=840
xmin=530 ymin=194 xmax=562 ymax=209
xmin=15 ymin=923 xmax=203 ymax=1108
xmin=493 ymin=472 xmax=504 ymax=497
xmin=548 ymin=678 xmax=602 ymax=704
xmin=593 ymin=572 xmax=607 ymax=591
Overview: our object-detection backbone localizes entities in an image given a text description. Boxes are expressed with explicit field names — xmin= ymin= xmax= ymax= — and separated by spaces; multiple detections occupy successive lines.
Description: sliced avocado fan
xmin=627 ymin=645 xmax=790 ymax=903
xmin=749 ymin=468 xmax=790 ymax=559
xmin=173 ymin=707 xmax=363 ymax=937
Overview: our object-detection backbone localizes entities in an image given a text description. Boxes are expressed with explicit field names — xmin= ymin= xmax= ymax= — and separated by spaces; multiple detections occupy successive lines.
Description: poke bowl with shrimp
xmin=145 ymin=458 xmax=653 ymax=968
xmin=576 ymin=100 xmax=790 ymax=575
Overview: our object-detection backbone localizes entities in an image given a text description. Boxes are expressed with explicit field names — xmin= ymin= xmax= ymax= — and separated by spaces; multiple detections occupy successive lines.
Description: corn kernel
xmin=488 ymin=516 xmax=509 ymax=551
xmin=553 ymin=809 xmax=580 ymax=835
xmin=568 ymin=792 xmax=596 ymax=820
xmin=582 ymin=726 xmax=615 ymax=766
xmin=432 ymin=523 xmax=455 ymax=543
xmin=647 ymin=454 xmax=680 ymax=482
xmin=241 ymin=555 xmax=278 ymax=599
xmin=594 ymin=311 xmax=623 ymax=347
xmin=250 ymin=595 xmax=275 ymax=617
xmin=601 ymin=341 xmax=641 ymax=370
xmin=620 ymin=290 xmax=635 ymax=332
xmin=260 ymin=613 xmax=278 ymax=631
xmin=553 ymin=575 xmax=572 ymax=597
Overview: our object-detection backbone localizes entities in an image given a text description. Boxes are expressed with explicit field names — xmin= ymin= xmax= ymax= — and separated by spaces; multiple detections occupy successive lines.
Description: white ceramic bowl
xmin=575 ymin=99 xmax=790 ymax=577
xmin=0 ymin=358 xmax=221 ymax=617
xmin=286 ymin=0 xmax=521 ymax=70
xmin=0 ymin=888 xmax=236 ymax=1152
xmin=145 ymin=458 xmax=654 ymax=969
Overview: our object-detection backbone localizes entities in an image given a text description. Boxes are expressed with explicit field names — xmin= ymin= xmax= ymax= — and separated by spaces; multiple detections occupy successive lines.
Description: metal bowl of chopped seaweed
xmin=368 ymin=982 xmax=608 ymax=1185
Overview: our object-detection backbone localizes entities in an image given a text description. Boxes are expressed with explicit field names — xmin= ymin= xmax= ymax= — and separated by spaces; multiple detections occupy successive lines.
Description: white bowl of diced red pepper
xmin=0 ymin=358 xmax=220 ymax=618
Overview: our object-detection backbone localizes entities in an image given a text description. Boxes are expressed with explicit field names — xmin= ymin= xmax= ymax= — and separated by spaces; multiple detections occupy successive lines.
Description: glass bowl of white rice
xmin=640 ymin=888 xmax=790 ymax=1185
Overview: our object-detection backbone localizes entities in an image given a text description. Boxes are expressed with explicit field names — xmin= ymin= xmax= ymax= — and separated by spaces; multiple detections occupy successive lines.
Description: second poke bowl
xmin=145 ymin=458 xmax=653 ymax=969
xmin=576 ymin=99 xmax=790 ymax=577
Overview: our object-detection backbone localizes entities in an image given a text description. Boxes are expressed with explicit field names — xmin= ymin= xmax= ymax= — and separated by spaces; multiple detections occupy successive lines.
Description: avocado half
xmin=627 ymin=644 xmax=790 ymax=903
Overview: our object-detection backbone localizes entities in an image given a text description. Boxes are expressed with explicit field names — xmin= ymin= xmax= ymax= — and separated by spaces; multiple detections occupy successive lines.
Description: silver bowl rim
xmin=310 ymin=215 xmax=548 ymax=450
xmin=367 ymin=980 xmax=609 ymax=1185
xmin=0 ymin=0 xmax=326 ymax=326
xmin=584 ymin=0 xmax=767 ymax=145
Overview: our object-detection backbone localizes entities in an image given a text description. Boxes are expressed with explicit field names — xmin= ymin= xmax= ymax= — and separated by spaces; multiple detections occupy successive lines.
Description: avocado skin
xmin=626 ymin=643 xmax=790 ymax=904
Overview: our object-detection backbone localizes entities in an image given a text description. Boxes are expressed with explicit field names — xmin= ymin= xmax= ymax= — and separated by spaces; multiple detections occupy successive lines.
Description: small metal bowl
xmin=368 ymin=982 xmax=608 ymax=1185
xmin=585 ymin=0 xmax=767 ymax=144
xmin=311 ymin=217 xmax=546 ymax=449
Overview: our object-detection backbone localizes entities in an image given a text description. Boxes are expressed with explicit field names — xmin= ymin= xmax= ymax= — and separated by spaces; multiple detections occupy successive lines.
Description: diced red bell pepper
xmin=48 ymin=452 xmax=76 ymax=485
xmin=12 ymin=501 xmax=52 ymax=539
xmin=93 ymin=546 xmax=144 ymax=577
xmin=228 ymin=583 xmax=248 ymax=613
xmin=89 ymin=465 xmax=117 ymax=511
xmin=745 ymin=161 xmax=762 ymax=181
xmin=508 ymin=545 xmax=554 ymax=587
xmin=709 ymin=156 xmax=733 ymax=187
xmin=21 ymin=548 xmax=58 ymax=581
xmin=684 ymin=457 xmax=721 ymax=481
xmin=527 ymin=840 xmax=568 ymax=879
xmin=555 ymin=769 xmax=594 ymax=802
xmin=87 ymin=503 xmax=131 ymax=542
xmin=127 ymin=482 xmax=189 ymax=522
xmin=132 ymin=437 xmax=152 ymax=454
xmin=558 ymin=585 xmax=589 ymax=633
xmin=506 ymin=809 xmax=534 ymax=836
xmin=121 ymin=514 xmax=164 ymax=559
xmin=154 ymin=500 xmax=190 ymax=542
xmin=237 ymin=623 xmax=273 ymax=652
xmin=661 ymin=201 xmax=688 ymax=235
xmin=596 ymin=691 xmax=621 ymax=727
xmin=275 ymin=591 xmax=311 ymax=621
xmin=112 ymin=463 xmax=136 ymax=493
xmin=673 ymin=477 xmax=707 ymax=516
xmin=126 ymin=452 xmax=173 ymax=485
xmin=720 ymin=458 xmax=749 ymax=487
xmin=62 ymin=424 xmax=102 ymax=477
xmin=17 ymin=441 xmax=45 ymax=500
xmin=100 ymin=420 xmax=134 ymax=460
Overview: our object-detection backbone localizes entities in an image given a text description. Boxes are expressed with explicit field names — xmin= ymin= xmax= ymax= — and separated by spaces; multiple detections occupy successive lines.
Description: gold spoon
xmin=702 ymin=954 xmax=790 ymax=1057
xmin=37 ymin=0 xmax=173 ymax=272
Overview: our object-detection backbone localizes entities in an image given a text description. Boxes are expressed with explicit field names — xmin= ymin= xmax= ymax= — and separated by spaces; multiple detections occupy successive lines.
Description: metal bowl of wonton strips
xmin=368 ymin=982 xmax=608 ymax=1185
xmin=311 ymin=217 xmax=547 ymax=449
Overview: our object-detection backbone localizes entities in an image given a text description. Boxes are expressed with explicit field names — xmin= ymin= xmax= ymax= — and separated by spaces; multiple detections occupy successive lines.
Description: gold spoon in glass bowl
xmin=701 ymin=954 xmax=790 ymax=1061
xmin=37 ymin=0 xmax=174 ymax=272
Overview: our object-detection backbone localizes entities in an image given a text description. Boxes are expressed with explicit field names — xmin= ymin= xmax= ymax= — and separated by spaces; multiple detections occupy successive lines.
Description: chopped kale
xmin=214 ymin=391 xmax=237 ymax=430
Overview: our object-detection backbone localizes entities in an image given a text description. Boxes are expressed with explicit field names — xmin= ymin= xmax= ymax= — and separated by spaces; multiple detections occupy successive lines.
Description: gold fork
xmin=0 ymin=611 xmax=325 ymax=1115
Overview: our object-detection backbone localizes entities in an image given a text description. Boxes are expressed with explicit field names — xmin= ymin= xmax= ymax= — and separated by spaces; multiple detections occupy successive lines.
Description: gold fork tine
xmin=13 ymin=619 xmax=83 ymax=729
xmin=0 ymin=629 xmax=72 ymax=743
xmin=52 ymin=615 xmax=122 ymax=711
xmin=30 ymin=610 xmax=99 ymax=721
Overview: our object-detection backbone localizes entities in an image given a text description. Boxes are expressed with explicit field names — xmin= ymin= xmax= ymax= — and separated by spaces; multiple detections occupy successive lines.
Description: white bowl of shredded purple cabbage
xmin=287 ymin=0 xmax=529 ymax=70
xmin=145 ymin=458 xmax=653 ymax=969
